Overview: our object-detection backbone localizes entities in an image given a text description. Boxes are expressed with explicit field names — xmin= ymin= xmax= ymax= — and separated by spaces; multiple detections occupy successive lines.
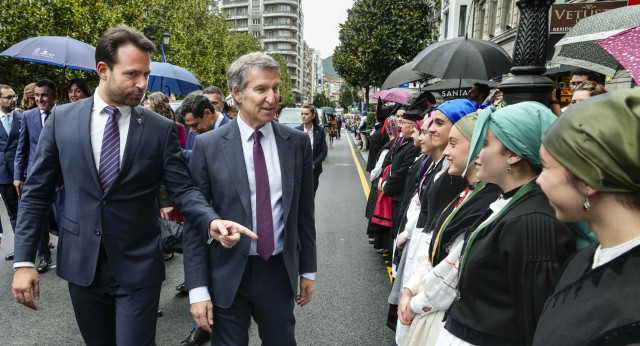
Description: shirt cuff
xmin=410 ymin=295 xmax=429 ymax=315
xmin=301 ymin=272 xmax=316 ymax=281
xmin=14 ymin=261 xmax=35 ymax=269
xmin=189 ymin=286 xmax=211 ymax=304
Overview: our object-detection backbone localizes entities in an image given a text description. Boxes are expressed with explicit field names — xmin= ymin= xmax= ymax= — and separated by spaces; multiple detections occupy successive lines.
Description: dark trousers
xmin=336 ymin=125 xmax=341 ymax=138
xmin=0 ymin=183 xmax=19 ymax=233
xmin=313 ymin=169 xmax=321 ymax=197
xmin=211 ymin=254 xmax=296 ymax=346
xmin=36 ymin=205 xmax=54 ymax=260
xmin=68 ymin=244 xmax=161 ymax=346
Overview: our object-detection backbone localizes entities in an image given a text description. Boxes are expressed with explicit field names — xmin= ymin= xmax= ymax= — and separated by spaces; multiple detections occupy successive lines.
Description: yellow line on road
xmin=345 ymin=132 xmax=370 ymax=200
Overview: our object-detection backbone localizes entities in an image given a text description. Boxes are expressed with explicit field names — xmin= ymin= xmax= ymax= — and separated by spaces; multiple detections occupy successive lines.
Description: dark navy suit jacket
xmin=184 ymin=119 xmax=317 ymax=308
xmin=14 ymin=107 xmax=45 ymax=180
xmin=14 ymin=96 xmax=217 ymax=290
xmin=0 ymin=110 xmax=22 ymax=184
xmin=295 ymin=124 xmax=328 ymax=174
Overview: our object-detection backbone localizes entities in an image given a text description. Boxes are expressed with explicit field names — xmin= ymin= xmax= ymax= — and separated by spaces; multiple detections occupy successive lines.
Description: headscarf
xmin=414 ymin=120 xmax=424 ymax=131
xmin=383 ymin=116 xmax=400 ymax=136
xmin=454 ymin=113 xmax=479 ymax=142
xmin=465 ymin=102 xmax=557 ymax=174
xmin=436 ymin=99 xmax=479 ymax=124
xmin=543 ymin=89 xmax=640 ymax=192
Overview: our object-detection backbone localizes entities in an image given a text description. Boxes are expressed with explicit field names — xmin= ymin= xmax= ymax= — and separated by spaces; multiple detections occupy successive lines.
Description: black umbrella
xmin=412 ymin=37 xmax=512 ymax=80
xmin=381 ymin=61 xmax=428 ymax=90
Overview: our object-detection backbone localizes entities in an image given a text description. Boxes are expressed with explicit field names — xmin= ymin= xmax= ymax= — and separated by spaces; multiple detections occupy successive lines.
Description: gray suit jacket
xmin=184 ymin=119 xmax=317 ymax=308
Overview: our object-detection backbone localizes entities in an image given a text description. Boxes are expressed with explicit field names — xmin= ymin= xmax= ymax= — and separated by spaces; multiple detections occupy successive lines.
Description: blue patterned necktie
xmin=253 ymin=131 xmax=274 ymax=261
xmin=99 ymin=106 xmax=120 ymax=193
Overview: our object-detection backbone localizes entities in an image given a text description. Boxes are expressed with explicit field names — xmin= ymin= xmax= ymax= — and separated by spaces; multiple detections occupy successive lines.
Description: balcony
xmin=263 ymin=11 xmax=298 ymax=19
xmin=263 ymin=23 xmax=298 ymax=32
xmin=263 ymin=37 xmax=298 ymax=45
xmin=267 ymin=48 xmax=298 ymax=56
xmin=263 ymin=0 xmax=299 ymax=7
xmin=221 ymin=0 xmax=249 ymax=7
xmin=225 ymin=13 xmax=249 ymax=20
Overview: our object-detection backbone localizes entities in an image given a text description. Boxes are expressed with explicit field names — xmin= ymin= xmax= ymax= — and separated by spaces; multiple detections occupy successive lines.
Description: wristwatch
xmin=550 ymin=99 xmax=560 ymax=105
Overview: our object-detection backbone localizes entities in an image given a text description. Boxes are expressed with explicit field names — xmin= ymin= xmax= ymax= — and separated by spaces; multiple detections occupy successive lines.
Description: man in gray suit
xmin=0 ymin=85 xmax=21 ymax=256
xmin=184 ymin=52 xmax=317 ymax=345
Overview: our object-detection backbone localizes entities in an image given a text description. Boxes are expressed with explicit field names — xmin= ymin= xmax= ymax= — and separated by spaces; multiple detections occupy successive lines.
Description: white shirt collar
xmin=93 ymin=88 xmax=132 ymax=119
xmin=214 ymin=112 xmax=224 ymax=129
xmin=237 ymin=112 xmax=274 ymax=143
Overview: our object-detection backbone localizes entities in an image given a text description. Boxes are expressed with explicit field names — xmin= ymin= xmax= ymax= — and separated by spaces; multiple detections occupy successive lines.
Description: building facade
xmin=309 ymin=48 xmax=323 ymax=102
xmin=221 ymin=0 xmax=305 ymax=100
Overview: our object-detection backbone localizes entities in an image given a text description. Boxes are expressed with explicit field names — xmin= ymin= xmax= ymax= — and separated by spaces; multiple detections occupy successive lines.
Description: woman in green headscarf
xmin=437 ymin=102 xmax=576 ymax=346
xmin=533 ymin=89 xmax=640 ymax=346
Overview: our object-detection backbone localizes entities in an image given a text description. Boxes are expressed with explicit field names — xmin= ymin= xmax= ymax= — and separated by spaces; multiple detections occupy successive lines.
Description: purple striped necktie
xmin=99 ymin=106 xmax=120 ymax=193
xmin=253 ymin=131 xmax=274 ymax=261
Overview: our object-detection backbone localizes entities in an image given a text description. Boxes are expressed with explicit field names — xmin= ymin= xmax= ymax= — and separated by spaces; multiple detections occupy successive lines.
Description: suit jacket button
xmin=95 ymin=230 xmax=101 ymax=236
xmin=101 ymin=200 xmax=107 ymax=206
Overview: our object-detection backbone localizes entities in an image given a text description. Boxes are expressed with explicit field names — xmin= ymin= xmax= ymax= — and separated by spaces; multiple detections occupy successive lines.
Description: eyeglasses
xmin=0 ymin=94 xmax=18 ymax=100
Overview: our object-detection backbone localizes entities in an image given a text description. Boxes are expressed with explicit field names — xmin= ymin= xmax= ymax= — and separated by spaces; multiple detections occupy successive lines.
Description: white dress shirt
xmin=14 ymin=90 xmax=131 ymax=270
xmin=189 ymin=114 xmax=314 ymax=304
xmin=40 ymin=107 xmax=55 ymax=127
xmin=303 ymin=124 xmax=314 ymax=150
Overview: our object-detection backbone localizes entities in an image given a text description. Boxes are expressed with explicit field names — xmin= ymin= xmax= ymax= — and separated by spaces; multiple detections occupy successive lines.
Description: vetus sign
xmin=549 ymin=1 xmax=627 ymax=33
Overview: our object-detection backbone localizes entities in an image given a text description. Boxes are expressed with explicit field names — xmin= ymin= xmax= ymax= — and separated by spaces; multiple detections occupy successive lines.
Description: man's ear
xmin=97 ymin=61 xmax=110 ymax=81
xmin=232 ymin=86 xmax=242 ymax=106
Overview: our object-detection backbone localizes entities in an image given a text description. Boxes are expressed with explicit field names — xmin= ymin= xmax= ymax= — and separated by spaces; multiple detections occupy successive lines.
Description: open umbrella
xmin=148 ymin=61 xmax=201 ymax=95
xmin=412 ymin=37 xmax=512 ymax=80
xmin=0 ymin=35 xmax=96 ymax=72
xmin=381 ymin=61 xmax=428 ymax=90
xmin=422 ymin=79 xmax=498 ymax=91
xmin=551 ymin=5 xmax=640 ymax=76
xmin=598 ymin=25 xmax=640 ymax=85
xmin=370 ymin=88 xmax=415 ymax=104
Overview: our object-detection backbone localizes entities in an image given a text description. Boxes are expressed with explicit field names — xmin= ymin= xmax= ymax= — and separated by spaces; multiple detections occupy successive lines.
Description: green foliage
xmin=333 ymin=0 xmax=438 ymax=89
xmin=366 ymin=111 xmax=376 ymax=130
xmin=0 ymin=0 xmax=265 ymax=100
xmin=269 ymin=53 xmax=296 ymax=110
xmin=338 ymin=84 xmax=355 ymax=110
xmin=312 ymin=93 xmax=330 ymax=108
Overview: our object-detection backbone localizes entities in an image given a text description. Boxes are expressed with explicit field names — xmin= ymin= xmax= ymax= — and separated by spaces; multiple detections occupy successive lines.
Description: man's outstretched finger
xmin=226 ymin=222 xmax=258 ymax=239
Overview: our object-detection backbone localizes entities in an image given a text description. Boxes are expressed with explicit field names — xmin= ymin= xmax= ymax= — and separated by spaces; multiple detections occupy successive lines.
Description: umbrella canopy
xmin=381 ymin=61 xmax=428 ymax=90
xmin=551 ymin=5 xmax=640 ymax=76
xmin=148 ymin=61 xmax=201 ymax=95
xmin=598 ymin=25 xmax=640 ymax=86
xmin=412 ymin=37 xmax=512 ymax=80
xmin=0 ymin=36 xmax=96 ymax=72
xmin=370 ymin=89 xmax=414 ymax=104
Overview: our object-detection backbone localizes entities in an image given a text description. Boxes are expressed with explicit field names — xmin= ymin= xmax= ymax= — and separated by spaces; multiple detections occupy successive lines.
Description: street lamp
xmin=142 ymin=7 xmax=171 ymax=61
xmin=499 ymin=0 xmax=557 ymax=105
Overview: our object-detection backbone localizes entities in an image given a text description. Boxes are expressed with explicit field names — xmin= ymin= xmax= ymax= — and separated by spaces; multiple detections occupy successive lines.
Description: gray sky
xmin=302 ymin=0 xmax=354 ymax=59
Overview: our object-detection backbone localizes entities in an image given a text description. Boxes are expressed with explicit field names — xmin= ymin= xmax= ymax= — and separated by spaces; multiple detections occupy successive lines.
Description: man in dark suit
xmin=13 ymin=78 xmax=58 ymax=272
xmin=184 ymin=52 xmax=317 ymax=345
xmin=11 ymin=25 xmax=253 ymax=346
xmin=0 ymin=85 xmax=21 ymax=259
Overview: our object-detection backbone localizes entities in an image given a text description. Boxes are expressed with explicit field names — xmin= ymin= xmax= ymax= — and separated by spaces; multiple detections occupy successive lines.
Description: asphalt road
xmin=0 ymin=130 xmax=395 ymax=345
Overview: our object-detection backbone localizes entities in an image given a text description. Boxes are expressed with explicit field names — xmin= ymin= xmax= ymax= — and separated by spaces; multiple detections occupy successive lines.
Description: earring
xmin=507 ymin=163 xmax=512 ymax=173
xmin=583 ymin=194 xmax=591 ymax=211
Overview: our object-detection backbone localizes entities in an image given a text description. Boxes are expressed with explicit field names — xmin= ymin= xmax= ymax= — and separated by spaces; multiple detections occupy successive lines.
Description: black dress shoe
xmin=176 ymin=282 xmax=187 ymax=294
xmin=157 ymin=309 xmax=163 ymax=317
xmin=179 ymin=328 xmax=210 ymax=346
xmin=36 ymin=259 xmax=53 ymax=273
xmin=5 ymin=252 xmax=14 ymax=261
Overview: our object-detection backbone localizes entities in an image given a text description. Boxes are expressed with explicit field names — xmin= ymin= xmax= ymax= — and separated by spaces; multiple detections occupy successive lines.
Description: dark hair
xmin=35 ymin=78 xmax=57 ymax=94
xmin=566 ymin=171 xmax=640 ymax=210
xmin=95 ymin=25 xmax=156 ymax=70
xmin=570 ymin=68 xmax=593 ymax=80
xmin=473 ymin=83 xmax=490 ymax=97
xmin=302 ymin=105 xmax=320 ymax=125
xmin=202 ymin=86 xmax=224 ymax=97
xmin=574 ymin=81 xmax=607 ymax=97
xmin=147 ymin=92 xmax=175 ymax=121
xmin=181 ymin=92 xmax=215 ymax=119
xmin=228 ymin=104 xmax=238 ymax=114
xmin=65 ymin=78 xmax=92 ymax=101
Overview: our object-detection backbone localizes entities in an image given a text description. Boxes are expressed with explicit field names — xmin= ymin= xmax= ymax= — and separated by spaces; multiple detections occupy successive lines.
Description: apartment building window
xmin=501 ymin=0 xmax=513 ymax=31
xmin=458 ymin=5 xmax=467 ymax=37
xmin=252 ymin=19 xmax=261 ymax=25
xmin=488 ymin=0 xmax=498 ymax=37
xmin=443 ymin=11 xmax=449 ymax=39
xmin=236 ymin=19 xmax=248 ymax=27
xmin=253 ymin=31 xmax=260 ymax=37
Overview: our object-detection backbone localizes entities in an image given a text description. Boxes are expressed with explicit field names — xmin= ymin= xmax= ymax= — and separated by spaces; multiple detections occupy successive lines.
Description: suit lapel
xmin=8 ymin=112 xmax=21 ymax=141
xmin=77 ymin=97 xmax=103 ymax=193
xmin=34 ymin=109 xmax=44 ymax=136
xmin=0 ymin=119 xmax=8 ymax=140
xmin=105 ymin=106 xmax=145 ymax=197
xmin=221 ymin=121 xmax=252 ymax=220
xmin=273 ymin=122 xmax=295 ymax=224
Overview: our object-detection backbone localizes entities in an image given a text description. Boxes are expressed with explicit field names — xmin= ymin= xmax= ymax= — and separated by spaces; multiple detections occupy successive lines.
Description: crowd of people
xmin=362 ymin=74 xmax=639 ymax=345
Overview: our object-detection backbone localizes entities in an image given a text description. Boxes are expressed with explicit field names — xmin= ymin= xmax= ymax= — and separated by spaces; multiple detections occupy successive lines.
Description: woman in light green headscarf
xmin=436 ymin=102 xmax=576 ymax=346
xmin=534 ymin=89 xmax=640 ymax=346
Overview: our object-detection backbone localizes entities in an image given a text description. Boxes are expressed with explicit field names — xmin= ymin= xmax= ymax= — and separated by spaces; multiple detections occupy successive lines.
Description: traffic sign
xmin=357 ymin=90 xmax=364 ymax=98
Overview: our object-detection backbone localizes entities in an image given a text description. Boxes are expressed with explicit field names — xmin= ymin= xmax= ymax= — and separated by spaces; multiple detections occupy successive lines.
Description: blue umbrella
xmin=148 ymin=61 xmax=201 ymax=95
xmin=0 ymin=36 xmax=96 ymax=72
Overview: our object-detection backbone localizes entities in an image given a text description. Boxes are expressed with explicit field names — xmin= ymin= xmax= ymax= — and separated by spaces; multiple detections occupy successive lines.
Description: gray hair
xmin=202 ymin=86 xmax=223 ymax=96
xmin=227 ymin=52 xmax=280 ymax=94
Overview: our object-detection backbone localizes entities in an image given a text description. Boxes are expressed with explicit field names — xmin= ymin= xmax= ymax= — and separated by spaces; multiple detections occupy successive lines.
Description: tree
xmin=338 ymin=84 xmax=355 ymax=110
xmin=269 ymin=53 xmax=296 ymax=110
xmin=313 ymin=93 xmax=330 ymax=108
xmin=334 ymin=0 xmax=438 ymax=100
